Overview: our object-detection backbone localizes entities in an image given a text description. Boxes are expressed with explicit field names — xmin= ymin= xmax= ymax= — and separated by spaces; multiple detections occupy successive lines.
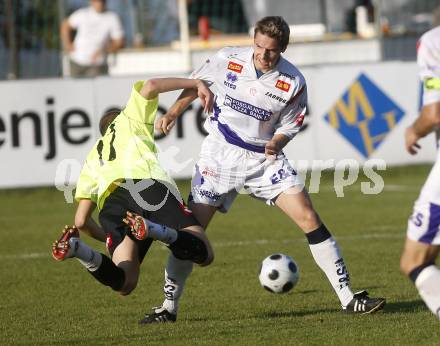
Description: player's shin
xmin=306 ymin=224 xmax=354 ymax=306
xmin=69 ymin=238 xmax=126 ymax=291
xmin=68 ymin=238 xmax=102 ymax=271
xmin=161 ymin=254 xmax=193 ymax=314
xmin=412 ymin=264 xmax=440 ymax=320
xmin=88 ymin=254 xmax=126 ymax=291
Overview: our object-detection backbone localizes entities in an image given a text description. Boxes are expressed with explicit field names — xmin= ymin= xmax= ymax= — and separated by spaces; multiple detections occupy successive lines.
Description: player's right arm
xmin=155 ymin=52 xmax=220 ymax=135
xmin=60 ymin=18 xmax=74 ymax=53
xmin=74 ymin=159 xmax=105 ymax=242
xmin=406 ymin=33 xmax=440 ymax=155
xmin=74 ymin=199 xmax=107 ymax=242
xmin=155 ymin=89 xmax=199 ymax=135
xmin=405 ymin=102 xmax=440 ymax=155
xmin=142 ymin=78 xmax=214 ymax=134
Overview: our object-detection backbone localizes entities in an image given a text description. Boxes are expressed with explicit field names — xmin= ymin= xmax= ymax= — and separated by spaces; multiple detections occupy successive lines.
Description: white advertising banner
xmin=0 ymin=61 xmax=436 ymax=188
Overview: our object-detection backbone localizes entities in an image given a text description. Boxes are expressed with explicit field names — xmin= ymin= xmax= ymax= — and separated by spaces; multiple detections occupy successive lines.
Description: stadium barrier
xmin=0 ymin=61 xmax=435 ymax=188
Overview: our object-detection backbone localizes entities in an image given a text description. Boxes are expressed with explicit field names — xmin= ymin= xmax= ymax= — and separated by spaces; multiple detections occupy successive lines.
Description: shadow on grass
xmin=383 ymin=299 xmax=426 ymax=314
xmin=255 ymin=308 xmax=340 ymax=319
xmin=296 ymin=289 xmax=319 ymax=294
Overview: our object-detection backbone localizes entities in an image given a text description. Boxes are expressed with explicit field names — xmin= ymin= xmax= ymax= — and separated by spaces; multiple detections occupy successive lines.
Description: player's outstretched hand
xmin=405 ymin=126 xmax=421 ymax=155
xmin=196 ymin=80 xmax=214 ymax=114
xmin=155 ymin=114 xmax=176 ymax=135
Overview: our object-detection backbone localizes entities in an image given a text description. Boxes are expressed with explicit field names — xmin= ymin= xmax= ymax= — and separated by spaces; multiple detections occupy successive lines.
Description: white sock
xmin=146 ymin=220 xmax=178 ymax=244
xmin=161 ymin=254 xmax=193 ymax=314
xmin=415 ymin=265 xmax=440 ymax=320
xmin=69 ymin=238 xmax=102 ymax=272
xmin=308 ymin=237 xmax=354 ymax=306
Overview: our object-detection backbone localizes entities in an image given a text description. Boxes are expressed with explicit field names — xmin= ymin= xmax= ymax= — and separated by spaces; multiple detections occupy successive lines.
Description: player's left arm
xmin=265 ymin=85 xmax=307 ymax=158
xmin=74 ymin=199 xmax=106 ymax=242
xmin=405 ymin=101 xmax=440 ymax=155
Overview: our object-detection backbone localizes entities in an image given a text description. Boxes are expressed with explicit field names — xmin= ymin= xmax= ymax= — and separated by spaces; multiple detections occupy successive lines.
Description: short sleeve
xmin=75 ymin=160 xmax=98 ymax=203
xmin=122 ymin=81 xmax=159 ymax=124
xmin=109 ymin=13 xmax=124 ymax=40
xmin=190 ymin=51 xmax=222 ymax=82
xmin=68 ymin=9 xmax=84 ymax=29
xmin=274 ymin=84 xmax=307 ymax=139
xmin=418 ymin=35 xmax=440 ymax=106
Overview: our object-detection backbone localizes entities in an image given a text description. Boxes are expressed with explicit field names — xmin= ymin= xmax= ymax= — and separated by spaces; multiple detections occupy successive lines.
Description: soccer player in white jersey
xmin=400 ymin=25 xmax=440 ymax=321
xmin=133 ymin=16 xmax=386 ymax=323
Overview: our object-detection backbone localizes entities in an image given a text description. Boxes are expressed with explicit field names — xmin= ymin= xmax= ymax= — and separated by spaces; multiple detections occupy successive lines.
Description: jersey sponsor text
xmin=224 ymin=95 xmax=272 ymax=121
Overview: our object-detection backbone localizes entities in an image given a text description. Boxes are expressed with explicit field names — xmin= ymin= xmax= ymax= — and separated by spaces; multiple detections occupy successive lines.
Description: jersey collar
xmin=247 ymin=47 xmax=283 ymax=79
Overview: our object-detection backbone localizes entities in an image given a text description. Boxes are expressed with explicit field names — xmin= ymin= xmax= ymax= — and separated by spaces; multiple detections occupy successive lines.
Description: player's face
xmin=253 ymin=32 xmax=282 ymax=73
xmin=90 ymin=0 xmax=106 ymax=12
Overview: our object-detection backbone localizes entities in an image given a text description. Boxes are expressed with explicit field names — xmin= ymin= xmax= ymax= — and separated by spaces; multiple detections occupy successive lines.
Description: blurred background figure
xmin=0 ymin=1 xmax=439 ymax=79
xmin=60 ymin=0 xmax=124 ymax=77
xmin=149 ymin=0 xmax=180 ymax=45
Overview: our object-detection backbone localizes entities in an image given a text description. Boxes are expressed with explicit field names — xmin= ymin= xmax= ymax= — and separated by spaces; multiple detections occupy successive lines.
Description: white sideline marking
xmin=1 ymin=231 xmax=403 ymax=260
xmin=383 ymin=184 xmax=418 ymax=192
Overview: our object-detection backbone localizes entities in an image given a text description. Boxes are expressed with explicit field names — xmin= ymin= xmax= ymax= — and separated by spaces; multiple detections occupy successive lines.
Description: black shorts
xmin=99 ymin=179 xmax=200 ymax=262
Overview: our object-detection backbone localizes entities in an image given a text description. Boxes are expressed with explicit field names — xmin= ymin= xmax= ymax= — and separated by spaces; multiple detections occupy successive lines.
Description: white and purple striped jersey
xmin=190 ymin=46 xmax=307 ymax=153
xmin=407 ymin=27 xmax=440 ymax=244
xmin=418 ymin=26 xmax=440 ymax=150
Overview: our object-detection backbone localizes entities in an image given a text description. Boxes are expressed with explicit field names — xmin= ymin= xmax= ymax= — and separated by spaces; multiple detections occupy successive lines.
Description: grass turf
xmin=1 ymin=164 xmax=439 ymax=345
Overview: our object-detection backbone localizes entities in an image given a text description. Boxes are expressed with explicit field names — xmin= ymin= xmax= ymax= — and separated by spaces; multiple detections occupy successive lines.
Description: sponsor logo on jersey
xmin=275 ymin=80 xmax=291 ymax=92
xmin=227 ymin=54 xmax=246 ymax=62
xmin=226 ymin=72 xmax=237 ymax=82
xmin=279 ymin=71 xmax=296 ymax=80
xmin=265 ymin=91 xmax=287 ymax=104
xmin=201 ymin=167 xmax=219 ymax=178
xmin=224 ymin=72 xmax=238 ymax=89
xmin=249 ymin=88 xmax=257 ymax=96
xmin=197 ymin=189 xmax=221 ymax=201
xmin=224 ymin=95 xmax=272 ymax=121
xmin=323 ymin=73 xmax=405 ymax=158
xmin=228 ymin=61 xmax=243 ymax=73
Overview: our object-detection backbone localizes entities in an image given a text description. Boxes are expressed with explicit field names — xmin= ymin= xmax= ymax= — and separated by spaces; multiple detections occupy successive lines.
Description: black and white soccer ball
xmin=258 ymin=253 xmax=299 ymax=294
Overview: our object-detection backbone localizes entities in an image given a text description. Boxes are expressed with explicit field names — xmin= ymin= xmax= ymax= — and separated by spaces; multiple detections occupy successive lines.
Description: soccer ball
xmin=258 ymin=253 xmax=299 ymax=294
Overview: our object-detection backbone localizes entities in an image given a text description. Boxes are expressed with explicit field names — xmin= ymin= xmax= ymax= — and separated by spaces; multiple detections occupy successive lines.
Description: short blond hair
xmin=254 ymin=16 xmax=290 ymax=51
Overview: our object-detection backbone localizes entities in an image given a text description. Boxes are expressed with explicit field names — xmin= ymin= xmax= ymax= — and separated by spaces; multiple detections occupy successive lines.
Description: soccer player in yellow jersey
xmin=52 ymin=78 xmax=214 ymax=323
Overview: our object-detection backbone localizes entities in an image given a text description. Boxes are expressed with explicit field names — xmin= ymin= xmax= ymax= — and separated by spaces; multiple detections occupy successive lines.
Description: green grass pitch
xmin=1 ymin=165 xmax=440 ymax=345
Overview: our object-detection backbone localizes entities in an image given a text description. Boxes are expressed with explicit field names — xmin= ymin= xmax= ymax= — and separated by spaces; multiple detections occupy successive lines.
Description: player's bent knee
xmin=199 ymin=249 xmax=214 ymax=267
xmin=119 ymin=279 xmax=138 ymax=296
xmin=169 ymin=230 xmax=211 ymax=265
xmin=298 ymin=209 xmax=320 ymax=231
xmin=400 ymin=255 xmax=413 ymax=276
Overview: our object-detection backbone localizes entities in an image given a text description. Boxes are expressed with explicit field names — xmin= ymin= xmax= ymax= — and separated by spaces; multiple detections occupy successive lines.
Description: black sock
xmin=409 ymin=262 xmax=435 ymax=283
xmin=305 ymin=224 xmax=332 ymax=244
xmin=169 ymin=231 xmax=208 ymax=264
xmin=88 ymin=254 xmax=125 ymax=291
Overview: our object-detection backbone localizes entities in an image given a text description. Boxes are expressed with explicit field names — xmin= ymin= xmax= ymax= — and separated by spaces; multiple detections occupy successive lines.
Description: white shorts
xmin=407 ymin=160 xmax=440 ymax=245
xmin=190 ymin=135 xmax=304 ymax=213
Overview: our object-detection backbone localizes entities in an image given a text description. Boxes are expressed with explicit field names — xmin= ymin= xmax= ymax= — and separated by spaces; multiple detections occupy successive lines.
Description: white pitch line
xmin=0 ymin=231 xmax=404 ymax=260
xmin=383 ymin=184 xmax=419 ymax=192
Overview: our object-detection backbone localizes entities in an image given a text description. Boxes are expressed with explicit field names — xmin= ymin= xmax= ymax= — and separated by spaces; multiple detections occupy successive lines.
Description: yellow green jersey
xmin=75 ymin=81 xmax=174 ymax=209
